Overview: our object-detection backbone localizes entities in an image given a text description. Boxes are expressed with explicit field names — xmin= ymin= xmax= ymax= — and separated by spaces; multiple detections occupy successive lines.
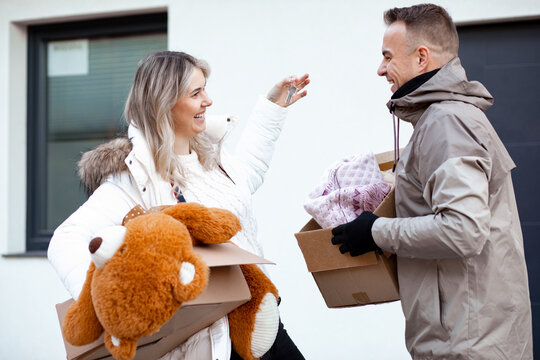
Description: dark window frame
xmin=26 ymin=12 xmax=167 ymax=251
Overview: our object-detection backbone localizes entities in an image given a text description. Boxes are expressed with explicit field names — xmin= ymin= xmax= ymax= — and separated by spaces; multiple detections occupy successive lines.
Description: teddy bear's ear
xmin=89 ymin=225 xmax=126 ymax=268
xmin=172 ymin=252 xmax=209 ymax=303
xmin=162 ymin=203 xmax=241 ymax=245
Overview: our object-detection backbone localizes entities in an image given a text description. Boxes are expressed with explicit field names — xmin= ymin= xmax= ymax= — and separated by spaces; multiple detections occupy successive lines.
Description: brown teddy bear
xmin=61 ymin=202 xmax=279 ymax=360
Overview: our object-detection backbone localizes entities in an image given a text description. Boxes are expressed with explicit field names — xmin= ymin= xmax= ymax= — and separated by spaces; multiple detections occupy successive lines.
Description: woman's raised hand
xmin=266 ymin=74 xmax=310 ymax=107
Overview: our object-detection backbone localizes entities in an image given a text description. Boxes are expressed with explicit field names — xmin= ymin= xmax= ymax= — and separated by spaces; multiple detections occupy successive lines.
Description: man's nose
xmin=377 ymin=62 xmax=386 ymax=77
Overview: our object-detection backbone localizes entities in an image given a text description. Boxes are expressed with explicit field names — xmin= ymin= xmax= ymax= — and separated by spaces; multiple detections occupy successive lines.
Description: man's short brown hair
xmin=384 ymin=3 xmax=459 ymax=59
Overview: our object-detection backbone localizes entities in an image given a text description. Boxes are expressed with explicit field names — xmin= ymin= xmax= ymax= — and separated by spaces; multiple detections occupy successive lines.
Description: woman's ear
xmin=162 ymin=203 xmax=241 ymax=244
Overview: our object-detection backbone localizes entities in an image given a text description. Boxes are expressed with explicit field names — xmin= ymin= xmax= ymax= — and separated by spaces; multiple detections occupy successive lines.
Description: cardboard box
xmin=295 ymin=150 xmax=399 ymax=308
xmin=56 ymin=243 xmax=272 ymax=360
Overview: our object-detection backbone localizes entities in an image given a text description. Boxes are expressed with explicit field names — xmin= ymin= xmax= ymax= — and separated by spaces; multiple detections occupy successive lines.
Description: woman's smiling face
xmin=171 ymin=67 xmax=213 ymax=139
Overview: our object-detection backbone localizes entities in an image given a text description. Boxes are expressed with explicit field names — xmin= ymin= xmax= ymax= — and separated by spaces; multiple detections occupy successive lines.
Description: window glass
xmin=27 ymin=14 xmax=167 ymax=250
xmin=45 ymin=33 xmax=167 ymax=231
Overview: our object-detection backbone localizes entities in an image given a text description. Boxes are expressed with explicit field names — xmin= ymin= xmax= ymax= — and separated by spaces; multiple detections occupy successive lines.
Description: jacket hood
xmin=387 ymin=57 xmax=494 ymax=125
xmin=78 ymin=137 xmax=132 ymax=194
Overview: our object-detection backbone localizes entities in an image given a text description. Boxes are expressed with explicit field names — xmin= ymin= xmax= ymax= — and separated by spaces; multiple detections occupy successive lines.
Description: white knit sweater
xmin=177 ymin=152 xmax=261 ymax=257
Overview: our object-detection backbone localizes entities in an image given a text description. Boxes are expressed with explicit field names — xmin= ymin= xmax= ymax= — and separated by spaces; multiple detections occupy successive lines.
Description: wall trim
xmin=11 ymin=6 xmax=168 ymax=26
xmin=456 ymin=14 xmax=540 ymax=27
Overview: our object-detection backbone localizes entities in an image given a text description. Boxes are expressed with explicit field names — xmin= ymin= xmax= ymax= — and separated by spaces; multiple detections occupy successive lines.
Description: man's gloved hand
xmin=331 ymin=211 xmax=380 ymax=256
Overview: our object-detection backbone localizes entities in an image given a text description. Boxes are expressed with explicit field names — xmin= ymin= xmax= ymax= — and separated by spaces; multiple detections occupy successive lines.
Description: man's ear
xmin=417 ymin=45 xmax=431 ymax=72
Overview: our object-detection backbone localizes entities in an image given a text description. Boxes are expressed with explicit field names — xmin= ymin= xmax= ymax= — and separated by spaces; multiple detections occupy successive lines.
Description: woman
xmin=48 ymin=51 xmax=309 ymax=359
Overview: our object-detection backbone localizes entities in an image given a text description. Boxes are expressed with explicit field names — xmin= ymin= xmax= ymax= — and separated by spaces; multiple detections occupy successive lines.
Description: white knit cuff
xmin=250 ymin=293 xmax=280 ymax=358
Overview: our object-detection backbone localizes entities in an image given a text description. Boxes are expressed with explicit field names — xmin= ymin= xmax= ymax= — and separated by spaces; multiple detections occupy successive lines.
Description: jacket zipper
xmin=218 ymin=164 xmax=235 ymax=185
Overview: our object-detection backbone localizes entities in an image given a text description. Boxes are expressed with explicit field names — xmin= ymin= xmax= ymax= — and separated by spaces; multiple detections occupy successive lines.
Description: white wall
xmin=1 ymin=1 xmax=539 ymax=359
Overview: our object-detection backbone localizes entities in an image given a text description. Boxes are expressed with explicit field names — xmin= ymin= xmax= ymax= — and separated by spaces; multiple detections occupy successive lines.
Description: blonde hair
xmin=124 ymin=51 xmax=220 ymax=187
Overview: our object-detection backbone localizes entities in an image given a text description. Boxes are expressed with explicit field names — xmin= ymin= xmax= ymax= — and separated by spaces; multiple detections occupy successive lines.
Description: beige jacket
xmin=372 ymin=58 xmax=533 ymax=359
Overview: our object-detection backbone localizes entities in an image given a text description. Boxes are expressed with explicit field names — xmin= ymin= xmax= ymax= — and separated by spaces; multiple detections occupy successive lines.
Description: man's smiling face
xmin=377 ymin=21 xmax=420 ymax=93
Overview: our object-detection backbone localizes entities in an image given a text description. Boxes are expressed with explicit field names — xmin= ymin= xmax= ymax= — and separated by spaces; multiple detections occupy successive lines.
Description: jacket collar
xmin=127 ymin=125 xmax=155 ymax=171
xmin=386 ymin=57 xmax=494 ymax=126
xmin=125 ymin=124 xmax=156 ymax=186
xmin=391 ymin=68 xmax=440 ymax=101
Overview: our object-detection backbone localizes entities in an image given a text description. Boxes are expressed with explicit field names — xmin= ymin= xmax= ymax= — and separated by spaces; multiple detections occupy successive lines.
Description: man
xmin=331 ymin=4 xmax=533 ymax=359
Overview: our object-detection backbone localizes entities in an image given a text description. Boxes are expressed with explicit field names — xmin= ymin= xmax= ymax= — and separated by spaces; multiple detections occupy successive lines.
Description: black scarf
xmin=391 ymin=68 xmax=440 ymax=100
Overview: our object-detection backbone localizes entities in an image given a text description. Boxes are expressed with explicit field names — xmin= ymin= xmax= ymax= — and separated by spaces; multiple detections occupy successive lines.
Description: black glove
xmin=331 ymin=211 xmax=380 ymax=256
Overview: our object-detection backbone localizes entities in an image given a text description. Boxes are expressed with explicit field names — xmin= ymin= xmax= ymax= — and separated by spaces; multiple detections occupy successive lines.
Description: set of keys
xmin=285 ymin=82 xmax=298 ymax=105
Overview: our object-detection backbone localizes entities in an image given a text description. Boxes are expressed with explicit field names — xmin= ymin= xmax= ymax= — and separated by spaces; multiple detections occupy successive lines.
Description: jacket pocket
xmin=437 ymin=259 xmax=469 ymax=336
xmin=436 ymin=261 xmax=449 ymax=333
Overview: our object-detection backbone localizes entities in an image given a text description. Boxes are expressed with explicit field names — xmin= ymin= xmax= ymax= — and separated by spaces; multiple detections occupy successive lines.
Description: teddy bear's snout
xmin=90 ymin=225 xmax=127 ymax=268
xmin=89 ymin=237 xmax=102 ymax=254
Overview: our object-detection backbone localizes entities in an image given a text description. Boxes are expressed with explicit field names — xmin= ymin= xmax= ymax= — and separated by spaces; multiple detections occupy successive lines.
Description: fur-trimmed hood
xmin=78 ymin=114 xmax=236 ymax=194
xmin=78 ymin=137 xmax=132 ymax=194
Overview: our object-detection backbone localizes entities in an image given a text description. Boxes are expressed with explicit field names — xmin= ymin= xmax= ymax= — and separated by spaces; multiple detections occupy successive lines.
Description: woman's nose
xmin=202 ymin=92 xmax=213 ymax=107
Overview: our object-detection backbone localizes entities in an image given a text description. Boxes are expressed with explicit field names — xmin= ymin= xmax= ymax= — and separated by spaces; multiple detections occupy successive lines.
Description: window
xmin=27 ymin=13 xmax=167 ymax=251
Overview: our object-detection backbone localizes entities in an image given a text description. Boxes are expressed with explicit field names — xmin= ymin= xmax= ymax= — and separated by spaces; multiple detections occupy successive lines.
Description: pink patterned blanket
xmin=304 ymin=153 xmax=391 ymax=228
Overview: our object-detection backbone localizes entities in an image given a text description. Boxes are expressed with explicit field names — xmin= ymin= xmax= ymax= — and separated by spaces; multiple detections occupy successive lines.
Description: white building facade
xmin=1 ymin=1 xmax=539 ymax=359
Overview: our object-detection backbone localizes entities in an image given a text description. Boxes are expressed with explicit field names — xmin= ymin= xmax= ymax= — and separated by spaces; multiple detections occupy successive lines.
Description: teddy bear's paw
xmin=104 ymin=333 xmax=137 ymax=360
xmin=163 ymin=203 xmax=241 ymax=244
xmin=251 ymin=293 xmax=280 ymax=358
xmin=62 ymin=263 xmax=104 ymax=346
xmin=62 ymin=305 xmax=104 ymax=346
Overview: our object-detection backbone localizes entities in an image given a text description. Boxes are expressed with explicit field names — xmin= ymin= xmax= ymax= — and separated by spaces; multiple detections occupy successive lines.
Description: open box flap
xmin=373 ymin=188 xmax=395 ymax=218
xmin=194 ymin=242 xmax=274 ymax=267
xmin=374 ymin=149 xmax=396 ymax=171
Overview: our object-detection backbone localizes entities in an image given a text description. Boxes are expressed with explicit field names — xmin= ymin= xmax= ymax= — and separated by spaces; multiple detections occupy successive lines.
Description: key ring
xmin=285 ymin=82 xmax=297 ymax=105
